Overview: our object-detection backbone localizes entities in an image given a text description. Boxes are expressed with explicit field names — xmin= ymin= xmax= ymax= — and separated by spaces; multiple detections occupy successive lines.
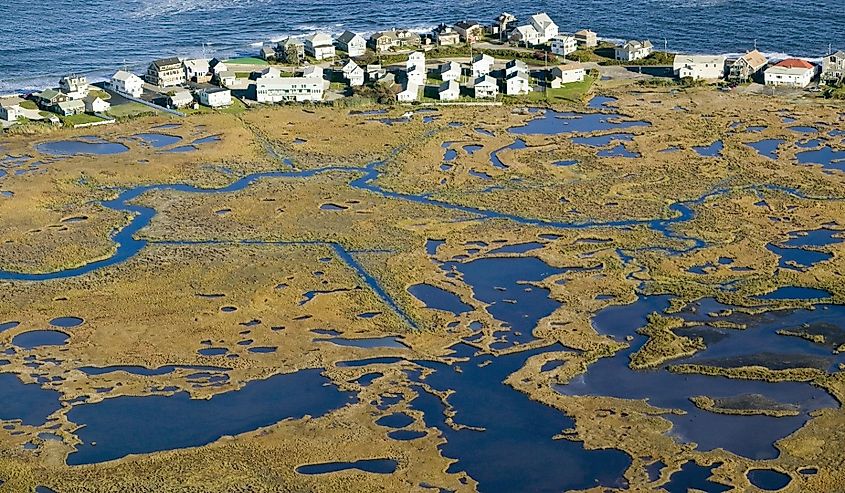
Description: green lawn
xmin=89 ymin=89 xmax=111 ymax=100
xmin=61 ymin=113 xmax=106 ymax=126
xmin=107 ymin=102 xmax=159 ymax=118
xmin=518 ymin=76 xmax=596 ymax=103
xmin=20 ymin=100 xmax=38 ymax=110
xmin=225 ymin=57 xmax=269 ymax=66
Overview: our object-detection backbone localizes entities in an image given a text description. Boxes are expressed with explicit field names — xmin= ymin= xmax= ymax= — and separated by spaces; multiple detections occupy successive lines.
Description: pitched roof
xmin=514 ymin=25 xmax=538 ymax=36
xmin=440 ymin=61 xmax=460 ymax=73
xmin=439 ymin=80 xmax=459 ymax=92
xmin=38 ymin=89 xmax=61 ymax=100
xmin=575 ymin=29 xmax=596 ymax=36
xmin=529 ymin=12 xmax=555 ymax=28
xmin=472 ymin=53 xmax=494 ymax=64
xmin=112 ymin=70 xmax=140 ymax=82
xmin=474 ymin=75 xmax=497 ymax=88
xmin=775 ymin=58 xmax=814 ymax=69
xmin=455 ymin=20 xmax=480 ymax=29
xmin=506 ymin=59 xmax=527 ymax=70
xmin=506 ymin=70 xmax=529 ymax=80
xmin=336 ymin=30 xmax=362 ymax=44
xmin=57 ymin=99 xmax=84 ymax=109
xmin=738 ymin=50 xmax=767 ymax=69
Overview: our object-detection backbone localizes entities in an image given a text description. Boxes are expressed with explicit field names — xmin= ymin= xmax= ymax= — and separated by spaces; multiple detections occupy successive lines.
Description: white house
xmin=59 ymin=75 xmax=89 ymax=99
xmin=471 ymin=53 xmax=494 ymax=78
xmin=82 ymin=95 xmax=110 ymax=113
xmin=366 ymin=64 xmax=386 ymax=82
xmin=821 ymin=51 xmax=845 ymax=85
xmin=505 ymin=59 xmax=528 ymax=77
xmin=301 ymin=66 xmax=324 ymax=79
xmin=110 ymin=70 xmax=144 ymax=98
xmin=407 ymin=51 xmax=426 ymax=71
xmin=505 ymin=71 xmax=530 ymax=95
xmin=56 ymin=99 xmax=85 ymax=116
xmin=209 ymin=58 xmax=229 ymax=76
xmin=527 ymin=13 xmax=558 ymax=43
xmin=342 ymin=60 xmax=365 ymax=86
xmin=183 ymin=58 xmax=211 ymax=82
xmin=217 ymin=71 xmax=237 ymax=88
xmin=433 ymin=25 xmax=460 ymax=46
xmin=550 ymin=64 xmax=586 ymax=86
xmin=673 ymin=55 xmax=726 ymax=80
xmin=304 ymin=32 xmax=336 ymax=60
xmin=253 ymin=77 xmax=325 ymax=102
xmin=474 ymin=75 xmax=498 ymax=99
xmin=615 ymin=40 xmax=654 ymax=61
xmin=0 ymin=96 xmax=24 ymax=122
xmin=198 ymin=88 xmax=232 ymax=108
xmin=438 ymin=80 xmax=460 ymax=101
xmin=407 ymin=65 xmax=426 ymax=86
xmin=764 ymin=58 xmax=818 ymax=88
xmin=257 ymin=66 xmax=282 ymax=79
xmin=550 ymin=35 xmax=578 ymax=57
xmin=439 ymin=61 xmax=461 ymax=81
xmin=397 ymin=82 xmax=419 ymax=102
xmin=510 ymin=25 xmax=539 ymax=46
xmin=336 ymin=31 xmax=366 ymax=57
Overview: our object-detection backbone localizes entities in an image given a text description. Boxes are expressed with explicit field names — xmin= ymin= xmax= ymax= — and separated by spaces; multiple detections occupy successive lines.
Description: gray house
xmin=821 ymin=50 xmax=845 ymax=85
xmin=727 ymin=50 xmax=767 ymax=83
xmin=278 ymin=37 xmax=305 ymax=64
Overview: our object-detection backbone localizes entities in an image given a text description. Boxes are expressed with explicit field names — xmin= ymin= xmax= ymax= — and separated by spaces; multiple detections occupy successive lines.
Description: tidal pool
xmin=797 ymin=146 xmax=845 ymax=170
xmin=134 ymin=133 xmax=182 ymax=148
xmin=747 ymin=139 xmax=784 ymax=160
xmin=36 ymin=140 xmax=128 ymax=156
xmin=756 ymin=286 xmax=831 ymax=300
xmin=508 ymin=109 xmax=649 ymax=135
xmin=487 ymin=242 xmax=543 ymax=255
xmin=12 ymin=330 xmax=69 ymax=348
xmin=316 ymin=336 xmax=407 ymax=349
xmin=408 ymin=284 xmax=472 ymax=315
xmin=663 ymin=461 xmax=730 ymax=493
xmin=0 ymin=373 xmax=62 ymax=426
xmin=49 ymin=316 xmax=84 ymax=328
xmin=571 ymin=133 xmax=634 ymax=147
xmin=66 ymin=369 xmax=354 ymax=465
xmin=489 ymin=139 xmax=526 ymax=169
xmin=693 ymin=141 xmax=724 ymax=157
xmin=747 ymin=468 xmax=791 ymax=490
xmin=296 ymin=458 xmax=397 ymax=475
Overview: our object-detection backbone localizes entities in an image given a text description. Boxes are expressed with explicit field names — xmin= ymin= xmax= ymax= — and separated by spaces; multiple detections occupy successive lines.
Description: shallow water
xmin=12 ymin=330 xmax=69 ymax=348
xmin=747 ymin=468 xmax=791 ymax=490
xmin=66 ymin=369 xmax=354 ymax=465
xmin=134 ymin=133 xmax=182 ymax=148
xmin=36 ymin=140 xmax=128 ymax=156
xmin=408 ymin=284 xmax=472 ymax=315
xmin=296 ymin=458 xmax=397 ymax=475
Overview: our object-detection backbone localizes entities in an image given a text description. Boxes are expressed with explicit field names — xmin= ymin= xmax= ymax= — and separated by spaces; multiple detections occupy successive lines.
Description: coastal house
xmin=301 ymin=66 xmax=325 ymax=79
xmin=527 ymin=13 xmax=558 ymax=44
xmin=255 ymin=66 xmax=282 ymax=79
xmin=439 ymin=61 xmax=461 ymax=81
xmin=550 ymin=35 xmax=578 ymax=57
xmin=183 ymin=58 xmax=211 ymax=83
xmin=433 ymin=25 xmax=460 ymax=46
xmin=471 ymin=53 xmax=494 ymax=78
xmin=336 ymin=31 xmax=366 ymax=57
xmin=397 ymin=82 xmax=419 ymax=102
xmin=575 ymin=29 xmax=598 ymax=47
xmin=342 ymin=60 xmax=365 ymax=86
xmin=55 ymin=99 xmax=85 ymax=116
xmin=368 ymin=30 xmax=421 ymax=53
xmin=505 ymin=71 xmax=531 ymax=96
xmin=59 ymin=74 xmax=88 ymax=99
xmin=304 ymin=33 xmax=335 ymax=60
xmin=510 ymin=25 xmax=539 ymax=47
xmin=198 ymin=87 xmax=232 ymax=108
xmin=550 ymin=64 xmax=586 ymax=86
xmin=505 ymin=59 xmax=528 ymax=77
xmin=32 ymin=89 xmax=67 ymax=110
xmin=438 ymin=80 xmax=460 ymax=101
xmin=366 ymin=64 xmax=386 ymax=82
xmin=821 ymin=51 xmax=845 ymax=85
xmin=407 ymin=51 xmax=426 ymax=71
xmin=209 ymin=58 xmax=229 ymax=76
xmin=145 ymin=57 xmax=186 ymax=87
xmin=407 ymin=65 xmax=426 ymax=86
xmin=673 ymin=54 xmax=726 ymax=81
xmin=493 ymin=12 xmax=518 ymax=41
xmin=614 ymin=40 xmax=653 ymax=62
xmin=82 ymin=95 xmax=110 ymax=113
xmin=0 ymin=96 xmax=23 ymax=122
xmin=727 ymin=50 xmax=767 ymax=83
xmin=252 ymin=77 xmax=324 ymax=102
xmin=278 ymin=38 xmax=305 ymax=64
xmin=168 ymin=89 xmax=195 ymax=109
xmin=217 ymin=71 xmax=237 ymax=88
xmin=764 ymin=58 xmax=818 ymax=88
xmin=473 ymin=75 xmax=498 ymax=98
xmin=454 ymin=20 xmax=483 ymax=43
xmin=110 ymin=70 xmax=144 ymax=98
xmin=259 ymin=46 xmax=276 ymax=61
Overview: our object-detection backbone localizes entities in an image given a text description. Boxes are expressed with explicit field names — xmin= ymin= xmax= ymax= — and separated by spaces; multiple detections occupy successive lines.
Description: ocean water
xmin=0 ymin=0 xmax=842 ymax=92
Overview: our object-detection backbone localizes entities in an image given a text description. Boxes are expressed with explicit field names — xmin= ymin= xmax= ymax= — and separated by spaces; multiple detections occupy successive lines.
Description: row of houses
xmin=666 ymin=50 xmax=838 ymax=89
xmin=391 ymin=50 xmax=586 ymax=102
